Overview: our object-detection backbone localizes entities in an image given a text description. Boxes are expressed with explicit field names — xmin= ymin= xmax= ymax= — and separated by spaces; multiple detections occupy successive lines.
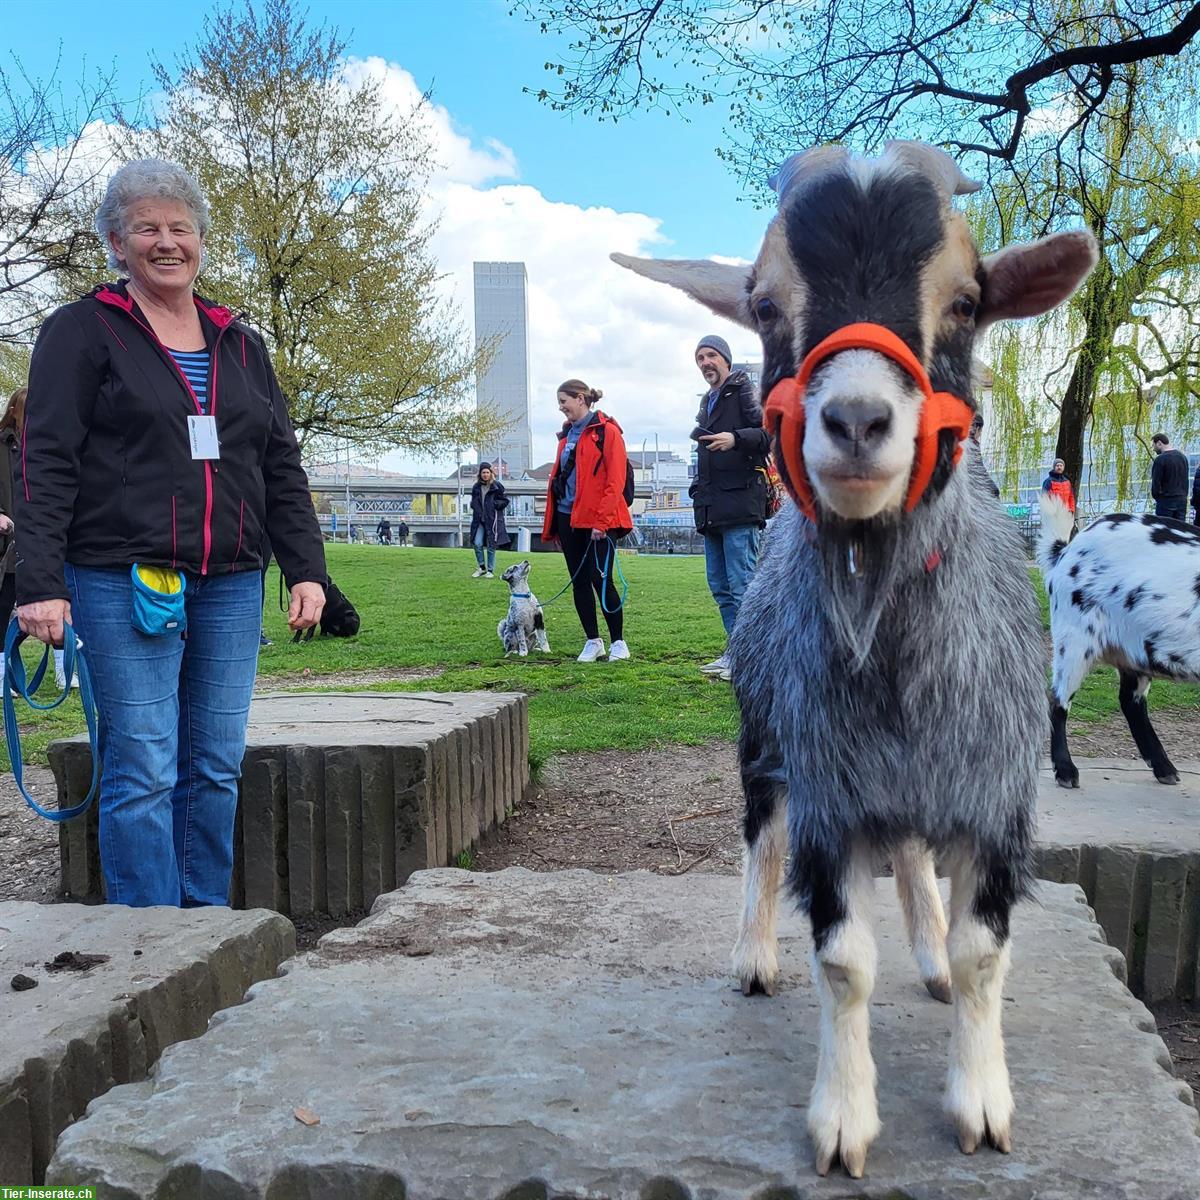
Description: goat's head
xmin=613 ymin=141 xmax=1097 ymax=524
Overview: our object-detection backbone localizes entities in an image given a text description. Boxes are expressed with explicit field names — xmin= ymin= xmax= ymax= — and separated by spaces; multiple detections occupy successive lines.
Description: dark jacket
xmin=1192 ymin=464 xmax=1200 ymax=517
xmin=0 ymin=429 xmax=15 ymax=576
xmin=470 ymin=480 xmax=511 ymax=548
xmin=16 ymin=281 xmax=326 ymax=605
xmin=1151 ymin=448 xmax=1189 ymax=502
xmin=690 ymin=369 xmax=770 ymax=531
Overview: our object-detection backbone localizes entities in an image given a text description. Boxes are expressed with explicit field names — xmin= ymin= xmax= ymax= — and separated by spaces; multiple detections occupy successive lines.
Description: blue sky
xmin=12 ymin=0 xmax=773 ymax=469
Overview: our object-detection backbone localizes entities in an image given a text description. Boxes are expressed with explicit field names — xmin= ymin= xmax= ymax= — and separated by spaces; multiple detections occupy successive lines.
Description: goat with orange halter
xmin=614 ymin=141 xmax=1097 ymax=1177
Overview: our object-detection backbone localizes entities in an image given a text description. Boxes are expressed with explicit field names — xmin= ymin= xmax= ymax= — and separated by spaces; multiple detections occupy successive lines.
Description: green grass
xmin=3 ymin=545 xmax=1197 ymax=771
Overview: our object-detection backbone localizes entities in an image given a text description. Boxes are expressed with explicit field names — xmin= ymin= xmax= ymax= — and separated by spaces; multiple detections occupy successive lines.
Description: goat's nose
xmin=821 ymin=397 xmax=893 ymax=452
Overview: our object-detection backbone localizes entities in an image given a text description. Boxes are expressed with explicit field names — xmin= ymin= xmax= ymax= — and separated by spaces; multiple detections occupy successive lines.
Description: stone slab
xmin=1034 ymin=759 xmax=1200 ymax=1002
xmin=51 ymin=692 xmax=527 ymax=915
xmin=0 ymin=900 xmax=294 ymax=1186
xmin=47 ymin=869 xmax=1199 ymax=1199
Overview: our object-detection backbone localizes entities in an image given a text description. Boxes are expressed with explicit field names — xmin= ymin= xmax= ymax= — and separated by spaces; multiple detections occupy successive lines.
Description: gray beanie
xmin=696 ymin=334 xmax=732 ymax=367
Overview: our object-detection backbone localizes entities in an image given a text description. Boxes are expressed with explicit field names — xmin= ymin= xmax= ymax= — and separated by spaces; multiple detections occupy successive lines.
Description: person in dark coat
xmin=0 ymin=389 xmax=21 ymax=665
xmin=469 ymin=462 xmax=510 ymax=578
xmin=397 ymin=519 xmax=410 ymax=547
xmin=690 ymin=334 xmax=769 ymax=677
xmin=1150 ymin=433 xmax=1189 ymax=521
xmin=1192 ymin=459 xmax=1200 ymax=526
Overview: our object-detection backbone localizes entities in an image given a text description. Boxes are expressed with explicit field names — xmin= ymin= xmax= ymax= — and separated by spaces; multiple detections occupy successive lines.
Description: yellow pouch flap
xmin=134 ymin=565 xmax=184 ymax=595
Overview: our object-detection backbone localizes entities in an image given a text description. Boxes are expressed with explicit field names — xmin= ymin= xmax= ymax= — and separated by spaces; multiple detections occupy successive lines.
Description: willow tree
xmin=144 ymin=0 xmax=499 ymax=456
xmin=976 ymin=79 xmax=1200 ymax=504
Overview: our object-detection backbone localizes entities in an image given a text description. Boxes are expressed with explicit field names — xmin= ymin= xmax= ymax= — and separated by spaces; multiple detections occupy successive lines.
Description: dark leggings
xmin=0 ymin=571 xmax=13 ymax=634
xmin=556 ymin=511 xmax=623 ymax=642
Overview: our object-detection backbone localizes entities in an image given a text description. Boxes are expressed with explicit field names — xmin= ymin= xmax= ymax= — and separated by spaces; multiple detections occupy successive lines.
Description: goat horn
xmin=885 ymin=140 xmax=981 ymax=198
xmin=769 ymin=145 xmax=850 ymax=203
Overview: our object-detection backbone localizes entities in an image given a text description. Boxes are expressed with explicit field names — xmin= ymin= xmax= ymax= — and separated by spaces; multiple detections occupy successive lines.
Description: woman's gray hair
xmin=95 ymin=159 xmax=211 ymax=273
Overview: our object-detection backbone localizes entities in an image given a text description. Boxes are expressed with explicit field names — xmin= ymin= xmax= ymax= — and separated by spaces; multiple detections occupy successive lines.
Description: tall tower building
xmin=473 ymin=262 xmax=533 ymax=476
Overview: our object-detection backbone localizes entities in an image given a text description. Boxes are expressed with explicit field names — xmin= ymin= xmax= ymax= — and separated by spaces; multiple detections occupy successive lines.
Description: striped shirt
xmin=167 ymin=348 xmax=211 ymax=414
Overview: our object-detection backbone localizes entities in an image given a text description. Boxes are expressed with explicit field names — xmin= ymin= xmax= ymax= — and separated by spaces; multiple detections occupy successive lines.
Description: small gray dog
xmin=497 ymin=559 xmax=550 ymax=657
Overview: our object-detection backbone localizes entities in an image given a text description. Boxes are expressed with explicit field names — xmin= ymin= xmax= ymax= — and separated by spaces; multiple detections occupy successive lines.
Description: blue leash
xmin=3 ymin=616 xmax=101 ymax=821
xmin=540 ymin=534 xmax=629 ymax=612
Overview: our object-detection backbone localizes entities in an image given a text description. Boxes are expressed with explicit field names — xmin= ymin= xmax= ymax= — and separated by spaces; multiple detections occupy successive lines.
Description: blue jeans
xmin=704 ymin=524 xmax=761 ymax=636
xmin=65 ymin=565 xmax=262 ymax=907
xmin=1155 ymin=499 xmax=1186 ymax=521
xmin=472 ymin=526 xmax=495 ymax=571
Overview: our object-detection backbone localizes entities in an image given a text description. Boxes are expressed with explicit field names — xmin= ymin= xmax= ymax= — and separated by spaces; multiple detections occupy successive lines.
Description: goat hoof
xmin=1054 ymin=772 xmax=1079 ymax=789
xmin=813 ymin=1133 xmax=870 ymax=1179
xmin=956 ymin=1120 xmax=981 ymax=1156
xmin=1156 ymin=771 xmax=1180 ymax=785
xmin=924 ymin=976 xmax=953 ymax=1005
xmin=741 ymin=974 xmax=776 ymax=997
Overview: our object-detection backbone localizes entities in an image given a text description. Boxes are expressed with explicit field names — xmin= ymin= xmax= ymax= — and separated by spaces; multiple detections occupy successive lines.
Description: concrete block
xmin=1143 ymin=854 xmax=1197 ymax=1003
xmin=240 ymin=751 xmax=288 ymax=914
xmin=479 ymin=714 xmax=497 ymax=834
xmin=323 ymin=749 xmax=363 ymax=919
xmin=430 ymin=737 xmax=449 ymax=867
xmin=285 ymin=745 xmax=327 ymax=918
xmin=1090 ymin=845 xmax=1142 ymax=966
xmin=393 ymin=744 xmax=432 ymax=886
xmin=46 ymin=871 xmax=1200 ymax=1198
xmin=357 ymin=746 xmax=396 ymax=907
xmin=0 ymin=900 xmax=293 ymax=1185
xmin=444 ymin=725 xmax=464 ymax=860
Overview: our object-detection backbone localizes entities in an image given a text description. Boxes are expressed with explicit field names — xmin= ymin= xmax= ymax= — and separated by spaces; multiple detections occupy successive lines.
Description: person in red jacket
xmin=541 ymin=379 xmax=632 ymax=662
xmin=1042 ymin=459 xmax=1076 ymax=512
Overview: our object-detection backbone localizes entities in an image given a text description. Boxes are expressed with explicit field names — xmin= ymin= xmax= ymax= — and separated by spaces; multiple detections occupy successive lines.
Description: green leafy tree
xmin=144 ymin=0 xmax=500 ymax=456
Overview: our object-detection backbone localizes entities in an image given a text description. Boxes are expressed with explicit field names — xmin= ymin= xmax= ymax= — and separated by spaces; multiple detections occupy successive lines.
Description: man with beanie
xmin=690 ymin=334 xmax=770 ymax=679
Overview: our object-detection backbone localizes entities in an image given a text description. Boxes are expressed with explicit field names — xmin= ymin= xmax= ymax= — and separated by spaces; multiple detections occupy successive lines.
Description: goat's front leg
xmin=731 ymin=788 xmax=786 ymax=995
xmin=944 ymin=849 xmax=1016 ymax=1155
xmin=807 ymin=843 xmax=879 ymax=1179
xmin=893 ymin=837 xmax=951 ymax=1003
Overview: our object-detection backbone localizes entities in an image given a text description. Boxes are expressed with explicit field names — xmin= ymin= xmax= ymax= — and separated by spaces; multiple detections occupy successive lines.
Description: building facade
xmin=473 ymin=262 xmax=534 ymax=477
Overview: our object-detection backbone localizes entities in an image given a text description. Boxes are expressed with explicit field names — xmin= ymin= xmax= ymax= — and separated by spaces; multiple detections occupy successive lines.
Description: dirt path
xmin=256 ymin=666 xmax=441 ymax=691
xmin=0 ymin=765 xmax=61 ymax=903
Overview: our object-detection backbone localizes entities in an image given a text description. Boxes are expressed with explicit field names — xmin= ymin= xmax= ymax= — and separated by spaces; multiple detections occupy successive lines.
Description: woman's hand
xmin=16 ymin=599 xmax=71 ymax=647
xmin=287 ymin=581 xmax=326 ymax=631
xmin=0 ymin=513 xmax=13 ymax=536
xmin=591 ymin=528 xmax=606 ymax=541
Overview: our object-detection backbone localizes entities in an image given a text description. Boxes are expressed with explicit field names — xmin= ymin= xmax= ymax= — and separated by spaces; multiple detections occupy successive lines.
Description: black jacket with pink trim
xmin=16 ymin=281 xmax=326 ymax=604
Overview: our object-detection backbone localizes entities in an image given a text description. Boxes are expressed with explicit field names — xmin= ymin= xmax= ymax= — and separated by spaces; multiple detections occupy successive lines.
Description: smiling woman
xmin=13 ymin=158 xmax=329 ymax=909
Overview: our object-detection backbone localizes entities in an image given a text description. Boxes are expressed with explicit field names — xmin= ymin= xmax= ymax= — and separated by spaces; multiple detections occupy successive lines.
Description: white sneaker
xmin=576 ymin=638 xmax=605 ymax=663
xmin=485 ymin=571 xmax=495 ymax=578
xmin=700 ymin=653 xmax=730 ymax=675
xmin=608 ymin=640 xmax=631 ymax=661
xmin=472 ymin=567 xmax=485 ymax=578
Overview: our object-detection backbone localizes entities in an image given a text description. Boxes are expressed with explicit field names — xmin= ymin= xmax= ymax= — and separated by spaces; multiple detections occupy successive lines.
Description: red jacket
xmin=1042 ymin=474 xmax=1076 ymax=513
xmin=541 ymin=410 xmax=632 ymax=541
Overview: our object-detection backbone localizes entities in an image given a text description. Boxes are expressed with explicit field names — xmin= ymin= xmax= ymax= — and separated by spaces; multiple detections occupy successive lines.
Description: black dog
xmin=291 ymin=577 xmax=360 ymax=643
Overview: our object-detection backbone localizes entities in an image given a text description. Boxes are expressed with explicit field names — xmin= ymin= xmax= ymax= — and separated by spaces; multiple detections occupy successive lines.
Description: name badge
xmin=187 ymin=415 xmax=220 ymax=460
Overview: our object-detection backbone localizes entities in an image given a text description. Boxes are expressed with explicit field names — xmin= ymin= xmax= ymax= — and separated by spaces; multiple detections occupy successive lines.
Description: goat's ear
xmin=610 ymin=252 xmax=753 ymax=328
xmin=978 ymin=231 xmax=1099 ymax=331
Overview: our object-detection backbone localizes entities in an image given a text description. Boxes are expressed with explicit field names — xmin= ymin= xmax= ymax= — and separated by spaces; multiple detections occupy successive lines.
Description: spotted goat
xmin=1040 ymin=496 xmax=1200 ymax=787
xmin=614 ymin=141 xmax=1097 ymax=1177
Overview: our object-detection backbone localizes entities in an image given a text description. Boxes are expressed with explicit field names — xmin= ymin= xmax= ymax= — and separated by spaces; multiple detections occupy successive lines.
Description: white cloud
xmin=353 ymin=60 xmax=756 ymax=476
xmin=342 ymin=57 xmax=518 ymax=187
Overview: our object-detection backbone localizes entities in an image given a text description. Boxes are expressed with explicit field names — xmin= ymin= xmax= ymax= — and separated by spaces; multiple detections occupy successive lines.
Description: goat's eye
xmin=753 ymin=296 xmax=779 ymax=324
xmin=952 ymin=295 xmax=978 ymax=322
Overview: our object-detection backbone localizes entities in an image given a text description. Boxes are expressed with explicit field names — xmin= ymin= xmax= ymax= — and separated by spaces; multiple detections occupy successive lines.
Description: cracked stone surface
xmin=47 ymin=868 xmax=1200 ymax=1199
xmin=0 ymin=901 xmax=294 ymax=1185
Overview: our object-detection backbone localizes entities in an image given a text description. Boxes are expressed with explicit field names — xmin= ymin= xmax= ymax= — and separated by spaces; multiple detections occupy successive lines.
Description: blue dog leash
xmin=3 ymin=616 xmax=101 ymax=821
xmin=539 ymin=534 xmax=628 ymax=612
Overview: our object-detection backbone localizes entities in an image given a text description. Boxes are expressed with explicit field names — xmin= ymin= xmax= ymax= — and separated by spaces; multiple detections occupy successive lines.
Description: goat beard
xmin=814 ymin=511 xmax=906 ymax=673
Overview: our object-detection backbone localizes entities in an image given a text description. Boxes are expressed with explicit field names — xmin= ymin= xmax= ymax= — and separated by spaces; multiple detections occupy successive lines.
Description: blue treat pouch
xmin=131 ymin=564 xmax=187 ymax=636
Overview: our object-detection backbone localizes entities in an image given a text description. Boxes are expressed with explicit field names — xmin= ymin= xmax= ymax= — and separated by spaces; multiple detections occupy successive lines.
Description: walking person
xmin=15 ymin=158 xmax=326 ymax=908
xmin=375 ymin=516 xmax=392 ymax=545
xmin=1150 ymin=433 xmax=1189 ymax=520
xmin=397 ymin=519 xmax=410 ymax=547
xmin=469 ymin=463 xmax=511 ymax=578
xmin=690 ymin=335 xmax=769 ymax=679
xmin=542 ymin=379 xmax=632 ymax=662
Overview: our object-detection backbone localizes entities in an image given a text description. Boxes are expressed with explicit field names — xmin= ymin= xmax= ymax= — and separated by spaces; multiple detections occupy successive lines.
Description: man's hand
xmin=16 ymin=598 xmax=71 ymax=647
xmin=287 ymin=581 xmax=326 ymax=631
xmin=0 ymin=514 xmax=13 ymax=536
xmin=700 ymin=431 xmax=736 ymax=452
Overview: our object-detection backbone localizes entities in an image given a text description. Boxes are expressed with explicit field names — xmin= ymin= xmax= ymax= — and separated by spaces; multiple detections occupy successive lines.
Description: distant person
xmin=690 ymin=335 xmax=769 ymax=679
xmin=0 ymin=390 xmax=21 ymax=681
xmin=1042 ymin=459 xmax=1075 ymax=513
xmin=397 ymin=519 xmax=410 ymax=547
xmin=1192 ymin=457 xmax=1200 ymax=525
xmin=969 ymin=412 xmax=1000 ymax=497
xmin=1150 ymin=433 xmax=1189 ymax=521
xmin=541 ymin=379 xmax=632 ymax=662
xmin=469 ymin=462 xmax=510 ymax=578
xmin=376 ymin=517 xmax=392 ymax=545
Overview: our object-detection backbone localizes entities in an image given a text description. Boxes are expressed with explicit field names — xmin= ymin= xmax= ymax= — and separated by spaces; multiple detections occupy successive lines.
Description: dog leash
xmin=539 ymin=535 xmax=628 ymax=612
xmin=3 ymin=616 xmax=101 ymax=821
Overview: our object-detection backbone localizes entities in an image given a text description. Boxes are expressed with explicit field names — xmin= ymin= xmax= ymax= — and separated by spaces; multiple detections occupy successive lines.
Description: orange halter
xmin=762 ymin=322 xmax=975 ymax=523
